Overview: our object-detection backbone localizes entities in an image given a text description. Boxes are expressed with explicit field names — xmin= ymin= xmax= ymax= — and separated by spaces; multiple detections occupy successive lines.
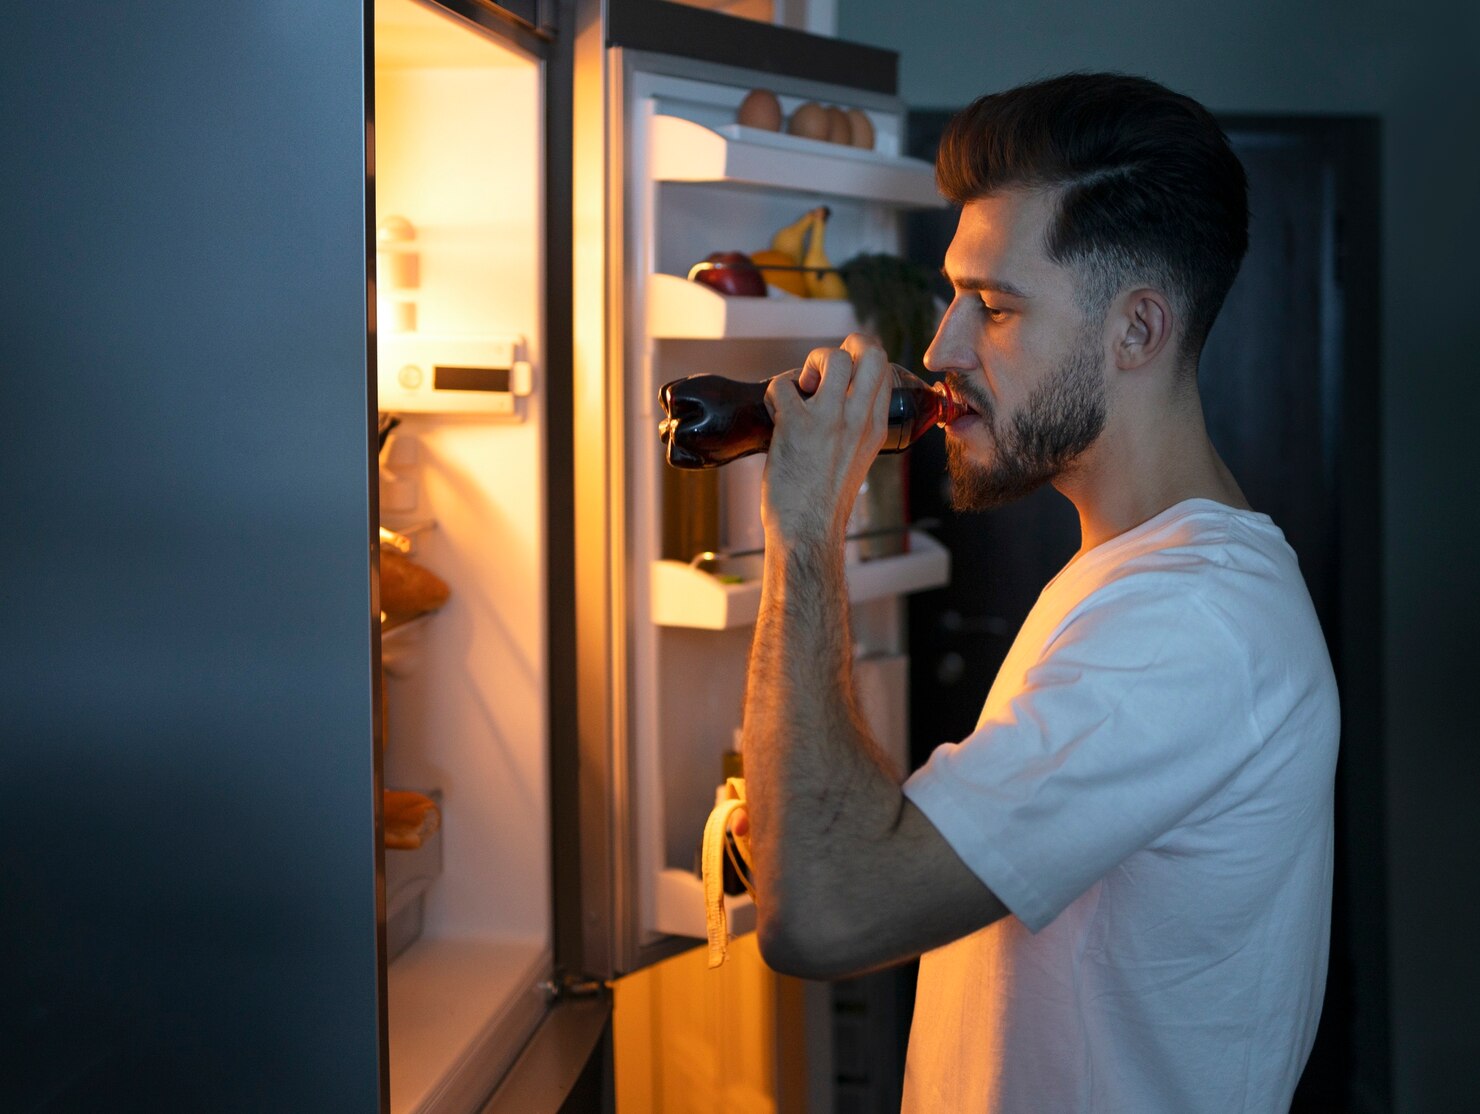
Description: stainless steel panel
xmin=571 ymin=0 xmax=626 ymax=982
xmin=0 ymin=3 xmax=383 ymax=1108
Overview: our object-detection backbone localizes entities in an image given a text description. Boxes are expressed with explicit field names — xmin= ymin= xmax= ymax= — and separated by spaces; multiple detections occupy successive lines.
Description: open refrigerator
xmin=3 ymin=1 xmax=942 ymax=1110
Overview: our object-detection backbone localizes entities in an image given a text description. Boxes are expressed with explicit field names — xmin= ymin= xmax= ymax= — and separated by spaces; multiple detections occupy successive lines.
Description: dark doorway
xmin=901 ymin=112 xmax=1387 ymax=1113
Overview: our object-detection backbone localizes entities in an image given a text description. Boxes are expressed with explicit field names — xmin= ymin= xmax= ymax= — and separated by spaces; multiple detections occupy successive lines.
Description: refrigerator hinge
xmin=538 ymin=974 xmax=608 ymax=1003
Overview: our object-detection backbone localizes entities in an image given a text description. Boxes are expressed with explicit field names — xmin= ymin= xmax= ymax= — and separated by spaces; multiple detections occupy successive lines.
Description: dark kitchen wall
xmin=837 ymin=1 xmax=1480 ymax=1112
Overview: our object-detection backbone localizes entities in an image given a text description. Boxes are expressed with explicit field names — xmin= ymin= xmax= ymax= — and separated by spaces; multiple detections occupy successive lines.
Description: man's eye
xmin=980 ymin=299 xmax=1009 ymax=320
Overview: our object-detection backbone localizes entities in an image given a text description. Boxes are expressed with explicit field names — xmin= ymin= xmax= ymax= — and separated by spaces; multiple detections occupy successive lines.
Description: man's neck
xmin=1054 ymin=394 xmax=1251 ymax=556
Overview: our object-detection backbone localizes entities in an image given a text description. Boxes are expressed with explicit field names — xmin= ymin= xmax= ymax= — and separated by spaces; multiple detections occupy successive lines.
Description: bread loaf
xmin=381 ymin=549 xmax=450 ymax=618
xmin=384 ymin=790 xmax=441 ymax=850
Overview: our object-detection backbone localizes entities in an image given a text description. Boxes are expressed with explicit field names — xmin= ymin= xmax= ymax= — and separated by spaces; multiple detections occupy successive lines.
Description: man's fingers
xmin=843 ymin=342 xmax=891 ymax=430
xmin=791 ymin=340 xmax=892 ymax=456
xmin=798 ymin=348 xmax=830 ymax=395
xmin=799 ymin=346 xmax=853 ymax=403
xmin=842 ymin=332 xmax=889 ymax=415
xmin=764 ymin=369 xmax=804 ymax=418
xmin=800 ymin=338 xmax=886 ymax=406
xmin=815 ymin=347 xmax=855 ymax=407
xmin=840 ymin=332 xmax=885 ymax=367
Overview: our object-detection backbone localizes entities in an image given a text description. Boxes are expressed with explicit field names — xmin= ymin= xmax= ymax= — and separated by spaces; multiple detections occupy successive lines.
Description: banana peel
xmin=702 ymin=777 xmax=754 ymax=968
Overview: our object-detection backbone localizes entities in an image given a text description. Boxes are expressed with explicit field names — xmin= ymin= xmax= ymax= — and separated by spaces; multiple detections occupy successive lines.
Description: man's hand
xmin=761 ymin=334 xmax=894 ymax=547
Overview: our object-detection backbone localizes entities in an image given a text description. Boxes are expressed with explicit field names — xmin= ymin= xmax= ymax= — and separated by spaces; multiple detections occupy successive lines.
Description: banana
xmin=768 ymin=209 xmax=813 ymax=262
xmin=751 ymin=249 xmax=807 ymax=296
xmin=802 ymin=207 xmax=849 ymax=300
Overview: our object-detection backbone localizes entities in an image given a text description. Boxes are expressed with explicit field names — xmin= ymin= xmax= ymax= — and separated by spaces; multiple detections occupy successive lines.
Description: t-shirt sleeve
xmin=902 ymin=586 xmax=1261 ymax=933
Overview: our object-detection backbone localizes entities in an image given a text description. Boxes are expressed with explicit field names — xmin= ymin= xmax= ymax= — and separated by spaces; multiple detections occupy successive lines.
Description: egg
xmin=736 ymin=88 xmax=782 ymax=132
xmin=825 ymin=106 xmax=853 ymax=145
xmin=787 ymin=101 xmax=829 ymax=141
xmin=846 ymin=108 xmax=875 ymax=149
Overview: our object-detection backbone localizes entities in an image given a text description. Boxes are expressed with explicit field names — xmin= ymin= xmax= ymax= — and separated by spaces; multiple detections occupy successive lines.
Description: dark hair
xmin=937 ymin=73 xmax=1249 ymax=365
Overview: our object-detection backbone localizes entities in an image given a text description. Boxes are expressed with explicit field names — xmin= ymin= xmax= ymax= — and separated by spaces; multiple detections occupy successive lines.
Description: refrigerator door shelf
xmin=646 ymin=272 xmax=858 ymax=339
xmin=655 ymin=865 xmax=756 ymax=940
xmin=649 ymin=114 xmax=946 ymax=208
xmin=649 ymin=530 xmax=950 ymax=629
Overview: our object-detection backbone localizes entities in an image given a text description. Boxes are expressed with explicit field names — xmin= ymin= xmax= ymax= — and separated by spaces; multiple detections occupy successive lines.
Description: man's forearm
xmin=742 ymin=531 xmax=905 ymax=971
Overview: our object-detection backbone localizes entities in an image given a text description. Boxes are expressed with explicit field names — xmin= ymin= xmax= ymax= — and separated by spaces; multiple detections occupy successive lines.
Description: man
xmin=740 ymin=73 xmax=1339 ymax=1112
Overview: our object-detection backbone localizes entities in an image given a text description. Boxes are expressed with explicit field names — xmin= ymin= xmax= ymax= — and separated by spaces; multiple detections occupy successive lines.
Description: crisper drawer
xmin=385 ymin=790 xmax=444 ymax=962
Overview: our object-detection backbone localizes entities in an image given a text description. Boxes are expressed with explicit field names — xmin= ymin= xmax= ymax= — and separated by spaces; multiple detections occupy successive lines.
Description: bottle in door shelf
xmin=657 ymin=365 xmax=966 ymax=469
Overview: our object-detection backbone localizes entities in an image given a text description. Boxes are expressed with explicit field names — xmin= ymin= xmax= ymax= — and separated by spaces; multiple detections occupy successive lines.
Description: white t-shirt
xmin=901 ymin=499 xmax=1339 ymax=1114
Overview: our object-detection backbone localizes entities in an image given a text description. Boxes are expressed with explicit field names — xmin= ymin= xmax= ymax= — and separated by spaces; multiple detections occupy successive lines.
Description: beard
xmin=945 ymin=333 xmax=1107 ymax=512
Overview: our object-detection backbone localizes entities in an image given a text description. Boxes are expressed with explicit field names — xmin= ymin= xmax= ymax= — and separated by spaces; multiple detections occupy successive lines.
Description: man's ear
xmin=1112 ymin=288 xmax=1174 ymax=370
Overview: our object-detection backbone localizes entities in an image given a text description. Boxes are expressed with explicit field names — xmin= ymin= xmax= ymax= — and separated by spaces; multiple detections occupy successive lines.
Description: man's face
xmin=925 ymin=189 xmax=1108 ymax=510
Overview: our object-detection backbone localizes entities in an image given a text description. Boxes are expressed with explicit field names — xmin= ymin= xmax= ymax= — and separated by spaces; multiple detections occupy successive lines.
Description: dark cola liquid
xmin=658 ymin=365 xmax=964 ymax=469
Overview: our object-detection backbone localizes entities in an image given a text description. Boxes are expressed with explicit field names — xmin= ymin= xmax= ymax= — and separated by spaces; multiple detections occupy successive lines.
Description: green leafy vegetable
xmin=839 ymin=253 xmax=939 ymax=367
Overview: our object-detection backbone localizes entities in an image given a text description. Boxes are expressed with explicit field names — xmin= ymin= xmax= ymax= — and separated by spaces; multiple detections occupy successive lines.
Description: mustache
xmin=943 ymin=372 xmax=993 ymax=420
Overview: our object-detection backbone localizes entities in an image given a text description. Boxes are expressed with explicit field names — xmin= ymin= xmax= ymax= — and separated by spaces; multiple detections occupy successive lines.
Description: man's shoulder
xmin=1043 ymin=513 xmax=1320 ymax=664
xmin=1075 ymin=504 xmax=1309 ymax=613
xmin=1056 ymin=508 xmax=1336 ymax=721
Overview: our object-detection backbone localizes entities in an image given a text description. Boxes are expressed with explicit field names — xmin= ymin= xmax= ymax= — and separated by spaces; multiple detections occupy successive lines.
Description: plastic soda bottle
xmin=658 ymin=365 xmax=966 ymax=469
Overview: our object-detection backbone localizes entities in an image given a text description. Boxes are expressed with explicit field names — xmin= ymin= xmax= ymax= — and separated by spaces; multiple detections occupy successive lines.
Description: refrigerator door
xmin=573 ymin=0 xmax=939 ymax=980
xmin=3 ymin=2 xmax=595 ymax=1110
xmin=1 ymin=3 xmax=383 ymax=1109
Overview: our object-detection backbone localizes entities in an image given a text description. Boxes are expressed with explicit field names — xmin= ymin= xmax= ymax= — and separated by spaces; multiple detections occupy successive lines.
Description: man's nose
xmin=923 ymin=299 xmax=973 ymax=375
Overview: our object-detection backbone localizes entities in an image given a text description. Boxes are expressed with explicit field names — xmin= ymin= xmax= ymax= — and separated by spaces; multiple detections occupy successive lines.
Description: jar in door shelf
xmin=721 ymin=454 xmax=766 ymax=558
xmin=662 ymin=466 xmax=720 ymax=564
xmin=850 ymin=454 xmax=907 ymax=561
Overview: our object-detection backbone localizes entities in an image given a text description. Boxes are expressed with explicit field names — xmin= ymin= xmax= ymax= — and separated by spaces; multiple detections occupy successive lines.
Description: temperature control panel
xmin=377 ymin=334 xmax=533 ymax=416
